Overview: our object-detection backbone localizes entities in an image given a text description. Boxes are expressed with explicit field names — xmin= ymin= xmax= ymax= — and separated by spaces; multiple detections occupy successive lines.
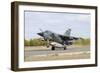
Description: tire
xmin=51 ymin=46 xmax=55 ymax=50
xmin=64 ymin=46 xmax=67 ymax=50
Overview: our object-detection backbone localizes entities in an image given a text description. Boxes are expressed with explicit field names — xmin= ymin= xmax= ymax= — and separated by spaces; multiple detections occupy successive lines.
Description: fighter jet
xmin=37 ymin=29 xmax=82 ymax=50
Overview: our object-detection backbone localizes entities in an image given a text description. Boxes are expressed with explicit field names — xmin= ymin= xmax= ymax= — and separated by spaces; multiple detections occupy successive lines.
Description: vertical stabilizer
xmin=64 ymin=29 xmax=71 ymax=36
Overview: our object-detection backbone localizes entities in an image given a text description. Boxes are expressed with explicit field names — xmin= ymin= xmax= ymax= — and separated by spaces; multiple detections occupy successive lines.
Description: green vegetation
xmin=24 ymin=40 xmax=30 ymax=46
xmin=24 ymin=38 xmax=90 ymax=46
xmin=73 ymin=38 xmax=90 ymax=46
xmin=24 ymin=38 xmax=46 ymax=46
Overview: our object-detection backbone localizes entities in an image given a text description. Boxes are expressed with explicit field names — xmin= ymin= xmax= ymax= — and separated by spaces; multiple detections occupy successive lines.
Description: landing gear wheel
xmin=51 ymin=46 xmax=55 ymax=50
xmin=64 ymin=46 xmax=67 ymax=50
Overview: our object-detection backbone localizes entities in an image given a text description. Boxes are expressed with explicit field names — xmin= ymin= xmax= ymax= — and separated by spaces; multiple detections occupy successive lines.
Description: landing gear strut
xmin=64 ymin=44 xmax=67 ymax=50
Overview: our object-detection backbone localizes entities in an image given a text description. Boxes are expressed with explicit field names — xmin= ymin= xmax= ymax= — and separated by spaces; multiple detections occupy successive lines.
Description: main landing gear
xmin=64 ymin=44 xmax=67 ymax=50
xmin=64 ymin=46 xmax=67 ymax=50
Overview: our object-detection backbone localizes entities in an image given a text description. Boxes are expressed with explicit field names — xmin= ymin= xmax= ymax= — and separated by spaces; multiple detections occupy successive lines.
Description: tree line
xmin=24 ymin=38 xmax=46 ymax=46
xmin=24 ymin=38 xmax=90 ymax=46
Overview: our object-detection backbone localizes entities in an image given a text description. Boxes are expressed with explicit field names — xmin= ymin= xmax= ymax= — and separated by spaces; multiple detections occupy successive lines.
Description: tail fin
xmin=64 ymin=29 xmax=71 ymax=36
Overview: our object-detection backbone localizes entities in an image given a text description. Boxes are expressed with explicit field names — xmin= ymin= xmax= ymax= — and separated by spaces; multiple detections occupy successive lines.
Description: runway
xmin=25 ymin=46 xmax=90 ymax=56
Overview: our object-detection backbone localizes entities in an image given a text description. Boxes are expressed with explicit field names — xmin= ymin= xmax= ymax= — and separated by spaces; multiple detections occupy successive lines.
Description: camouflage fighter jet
xmin=37 ymin=29 xmax=82 ymax=50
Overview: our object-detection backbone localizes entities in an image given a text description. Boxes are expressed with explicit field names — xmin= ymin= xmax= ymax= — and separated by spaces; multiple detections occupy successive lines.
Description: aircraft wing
xmin=71 ymin=37 xmax=80 ymax=40
xmin=59 ymin=35 xmax=81 ymax=40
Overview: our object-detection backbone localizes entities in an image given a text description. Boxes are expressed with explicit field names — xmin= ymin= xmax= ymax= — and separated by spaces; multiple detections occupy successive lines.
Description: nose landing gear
xmin=51 ymin=45 xmax=55 ymax=50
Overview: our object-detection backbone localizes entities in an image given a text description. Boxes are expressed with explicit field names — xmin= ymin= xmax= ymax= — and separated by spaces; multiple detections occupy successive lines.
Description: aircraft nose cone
xmin=37 ymin=33 xmax=43 ymax=36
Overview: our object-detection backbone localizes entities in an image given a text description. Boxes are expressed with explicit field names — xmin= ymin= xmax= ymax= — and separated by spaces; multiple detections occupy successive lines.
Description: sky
xmin=24 ymin=11 xmax=91 ymax=40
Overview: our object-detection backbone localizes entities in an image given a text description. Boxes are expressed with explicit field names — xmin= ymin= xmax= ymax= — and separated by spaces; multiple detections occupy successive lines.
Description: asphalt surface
xmin=25 ymin=46 xmax=90 ymax=56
